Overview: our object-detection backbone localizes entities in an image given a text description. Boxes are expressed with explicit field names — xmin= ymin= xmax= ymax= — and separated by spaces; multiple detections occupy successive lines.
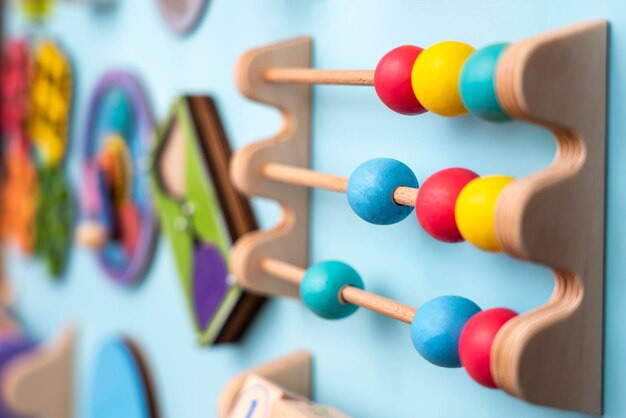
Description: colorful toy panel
xmin=3 ymin=2 xmax=622 ymax=418
xmin=1 ymin=40 xmax=35 ymax=254
xmin=77 ymin=72 xmax=157 ymax=286
xmin=88 ymin=338 xmax=157 ymax=418
xmin=151 ymin=96 xmax=264 ymax=345
xmin=1 ymin=39 xmax=75 ymax=278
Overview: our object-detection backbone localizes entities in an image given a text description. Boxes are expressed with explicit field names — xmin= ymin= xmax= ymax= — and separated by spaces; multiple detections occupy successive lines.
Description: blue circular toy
xmin=347 ymin=158 xmax=418 ymax=225
xmin=410 ymin=295 xmax=481 ymax=368
xmin=300 ymin=261 xmax=364 ymax=319
xmin=459 ymin=43 xmax=510 ymax=122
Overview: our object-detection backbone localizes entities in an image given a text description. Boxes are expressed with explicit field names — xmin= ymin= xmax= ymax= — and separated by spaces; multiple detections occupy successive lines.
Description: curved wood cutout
xmin=493 ymin=20 xmax=607 ymax=414
xmin=2 ymin=328 xmax=76 ymax=418
xmin=231 ymin=38 xmax=311 ymax=298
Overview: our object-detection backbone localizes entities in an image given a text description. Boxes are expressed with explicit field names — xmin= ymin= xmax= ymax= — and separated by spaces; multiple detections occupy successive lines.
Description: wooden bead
xmin=347 ymin=158 xmax=418 ymax=225
xmin=459 ymin=308 xmax=518 ymax=388
xmin=415 ymin=168 xmax=479 ymax=242
xmin=300 ymin=261 xmax=364 ymax=320
xmin=455 ymin=175 xmax=514 ymax=252
xmin=410 ymin=296 xmax=481 ymax=368
xmin=374 ymin=46 xmax=426 ymax=115
xmin=411 ymin=41 xmax=475 ymax=117
xmin=459 ymin=43 xmax=511 ymax=122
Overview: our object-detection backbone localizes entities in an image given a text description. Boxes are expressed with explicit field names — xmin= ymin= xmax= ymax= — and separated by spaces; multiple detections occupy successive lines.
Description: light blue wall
xmin=4 ymin=1 xmax=625 ymax=417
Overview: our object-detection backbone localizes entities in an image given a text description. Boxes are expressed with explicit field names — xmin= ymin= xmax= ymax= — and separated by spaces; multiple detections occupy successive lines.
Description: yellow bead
xmin=455 ymin=175 xmax=514 ymax=252
xmin=412 ymin=41 xmax=475 ymax=117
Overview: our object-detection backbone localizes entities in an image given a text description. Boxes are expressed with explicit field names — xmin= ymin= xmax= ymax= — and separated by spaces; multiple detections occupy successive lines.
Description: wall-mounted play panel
xmin=4 ymin=2 xmax=625 ymax=418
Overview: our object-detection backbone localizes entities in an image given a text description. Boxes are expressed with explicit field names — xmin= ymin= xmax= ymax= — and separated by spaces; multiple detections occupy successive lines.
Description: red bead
xmin=374 ymin=46 xmax=426 ymax=115
xmin=458 ymin=308 xmax=518 ymax=388
xmin=416 ymin=168 xmax=479 ymax=242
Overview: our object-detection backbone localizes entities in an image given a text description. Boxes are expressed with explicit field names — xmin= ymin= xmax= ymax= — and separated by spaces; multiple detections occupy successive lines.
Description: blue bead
xmin=300 ymin=261 xmax=364 ymax=320
xmin=459 ymin=43 xmax=510 ymax=122
xmin=347 ymin=158 xmax=418 ymax=225
xmin=410 ymin=296 xmax=481 ymax=368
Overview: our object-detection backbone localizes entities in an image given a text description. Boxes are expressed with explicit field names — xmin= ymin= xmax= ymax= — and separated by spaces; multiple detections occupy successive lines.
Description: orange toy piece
xmin=97 ymin=134 xmax=132 ymax=205
xmin=0 ymin=145 xmax=39 ymax=254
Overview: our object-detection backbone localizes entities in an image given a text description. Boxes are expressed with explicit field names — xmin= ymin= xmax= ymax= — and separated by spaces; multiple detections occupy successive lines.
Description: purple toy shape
xmin=192 ymin=243 xmax=230 ymax=330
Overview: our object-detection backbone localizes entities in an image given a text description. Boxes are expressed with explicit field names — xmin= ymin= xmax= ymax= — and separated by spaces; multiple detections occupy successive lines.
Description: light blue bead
xmin=300 ymin=261 xmax=364 ymax=320
xmin=459 ymin=43 xmax=510 ymax=122
xmin=410 ymin=296 xmax=481 ymax=368
xmin=347 ymin=158 xmax=418 ymax=225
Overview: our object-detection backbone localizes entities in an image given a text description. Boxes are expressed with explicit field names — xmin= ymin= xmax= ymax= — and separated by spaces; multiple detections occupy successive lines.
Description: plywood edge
xmin=2 ymin=327 xmax=77 ymax=418
xmin=493 ymin=20 xmax=607 ymax=414
xmin=230 ymin=38 xmax=311 ymax=298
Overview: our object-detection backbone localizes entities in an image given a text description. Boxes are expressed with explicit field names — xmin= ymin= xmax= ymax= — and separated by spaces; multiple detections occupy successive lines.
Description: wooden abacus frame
xmin=230 ymin=20 xmax=607 ymax=414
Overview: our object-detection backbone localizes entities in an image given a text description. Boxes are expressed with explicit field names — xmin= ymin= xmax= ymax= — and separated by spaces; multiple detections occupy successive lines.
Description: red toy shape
xmin=119 ymin=201 xmax=141 ymax=256
xmin=415 ymin=167 xmax=479 ymax=242
xmin=374 ymin=45 xmax=426 ymax=115
xmin=459 ymin=307 xmax=518 ymax=388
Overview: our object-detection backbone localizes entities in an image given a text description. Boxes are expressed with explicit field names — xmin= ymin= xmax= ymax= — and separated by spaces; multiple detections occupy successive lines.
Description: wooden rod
xmin=393 ymin=186 xmax=419 ymax=207
xmin=262 ymin=163 xmax=418 ymax=207
xmin=263 ymin=163 xmax=348 ymax=193
xmin=261 ymin=258 xmax=305 ymax=286
xmin=264 ymin=68 xmax=375 ymax=86
xmin=261 ymin=258 xmax=417 ymax=324
xmin=340 ymin=286 xmax=417 ymax=324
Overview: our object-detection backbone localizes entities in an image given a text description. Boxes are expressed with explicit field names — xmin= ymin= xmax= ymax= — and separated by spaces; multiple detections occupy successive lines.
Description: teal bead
xmin=459 ymin=43 xmax=510 ymax=122
xmin=347 ymin=158 xmax=418 ymax=225
xmin=410 ymin=295 xmax=481 ymax=368
xmin=300 ymin=261 xmax=364 ymax=319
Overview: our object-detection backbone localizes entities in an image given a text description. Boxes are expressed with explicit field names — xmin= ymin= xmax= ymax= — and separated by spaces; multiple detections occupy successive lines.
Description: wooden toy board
xmin=151 ymin=96 xmax=263 ymax=344
xmin=3 ymin=1 xmax=625 ymax=418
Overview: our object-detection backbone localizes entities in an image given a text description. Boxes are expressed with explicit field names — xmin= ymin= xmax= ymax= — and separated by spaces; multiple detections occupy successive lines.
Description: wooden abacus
xmin=230 ymin=20 xmax=607 ymax=414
